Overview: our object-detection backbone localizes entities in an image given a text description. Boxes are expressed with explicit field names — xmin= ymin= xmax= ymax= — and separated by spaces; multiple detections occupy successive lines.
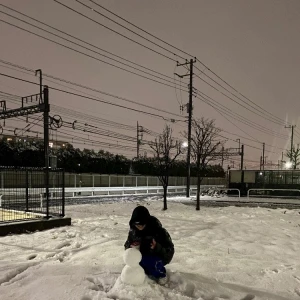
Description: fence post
xmin=109 ymin=175 xmax=111 ymax=187
xmin=1 ymin=170 xmax=3 ymax=189
xmin=146 ymin=176 xmax=149 ymax=187
xmin=92 ymin=174 xmax=95 ymax=187
xmin=25 ymin=170 xmax=29 ymax=212
xmin=74 ymin=174 xmax=76 ymax=188
xmin=46 ymin=168 xmax=50 ymax=219
xmin=123 ymin=175 xmax=125 ymax=187
xmin=61 ymin=169 xmax=65 ymax=217
xmin=136 ymin=176 xmax=138 ymax=187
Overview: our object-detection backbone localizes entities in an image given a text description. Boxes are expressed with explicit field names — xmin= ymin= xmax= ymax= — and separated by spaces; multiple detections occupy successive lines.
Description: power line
xmin=194 ymin=71 xmax=285 ymax=127
xmin=83 ymin=1 xmax=286 ymax=128
xmin=74 ymin=0 xmax=185 ymax=61
xmin=0 ymin=60 xmax=184 ymax=119
xmin=0 ymin=72 xmax=184 ymax=120
xmin=194 ymin=67 xmax=289 ymax=126
xmin=53 ymin=0 xmax=177 ymax=62
xmin=196 ymin=93 xmax=288 ymax=140
xmin=0 ymin=72 xmax=287 ymax=158
xmin=0 ymin=9 xmax=181 ymax=87
xmin=86 ymin=0 xmax=194 ymax=60
xmin=0 ymin=18 xmax=185 ymax=91
xmin=0 ymin=4 xmax=184 ymax=85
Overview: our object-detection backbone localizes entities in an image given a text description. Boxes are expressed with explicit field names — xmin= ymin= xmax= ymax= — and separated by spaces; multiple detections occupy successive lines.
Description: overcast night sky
xmin=1 ymin=0 xmax=300 ymax=168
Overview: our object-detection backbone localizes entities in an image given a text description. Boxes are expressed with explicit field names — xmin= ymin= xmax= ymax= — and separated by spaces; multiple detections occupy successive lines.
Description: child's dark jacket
xmin=124 ymin=207 xmax=174 ymax=265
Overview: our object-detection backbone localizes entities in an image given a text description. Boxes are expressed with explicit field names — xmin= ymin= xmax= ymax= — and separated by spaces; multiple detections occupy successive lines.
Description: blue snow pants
xmin=139 ymin=255 xmax=166 ymax=279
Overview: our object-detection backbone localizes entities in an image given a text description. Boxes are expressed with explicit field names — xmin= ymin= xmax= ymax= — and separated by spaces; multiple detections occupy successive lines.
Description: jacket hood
xmin=129 ymin=206 xmax=151 ymax=227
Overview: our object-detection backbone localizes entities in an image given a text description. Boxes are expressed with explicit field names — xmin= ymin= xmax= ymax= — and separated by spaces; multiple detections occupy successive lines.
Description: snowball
xmin=123 ymin=248 xmax=142 ymax=267
xmin=120 ymin=265 xmax=145 ymax=285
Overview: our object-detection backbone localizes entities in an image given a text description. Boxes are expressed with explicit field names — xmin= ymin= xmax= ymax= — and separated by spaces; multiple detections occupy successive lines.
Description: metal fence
xmin=64 ymin=173 xmax=226 ymax=188
xmin=0 ymin=167 xmax=65 ymax=223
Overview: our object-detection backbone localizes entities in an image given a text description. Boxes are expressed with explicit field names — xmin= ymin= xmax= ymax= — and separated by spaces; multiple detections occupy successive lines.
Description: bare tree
xmin=187 ymin=118 xmax=225 ymax=210
xmin=286 ymin=145 xmax=300 ymax=169
xmin=150 ymin=125 xmax=182 ymax=210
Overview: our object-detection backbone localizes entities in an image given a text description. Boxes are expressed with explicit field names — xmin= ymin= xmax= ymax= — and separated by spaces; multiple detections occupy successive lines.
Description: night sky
xmin=1 ymin=0 xmax=300 ymax=169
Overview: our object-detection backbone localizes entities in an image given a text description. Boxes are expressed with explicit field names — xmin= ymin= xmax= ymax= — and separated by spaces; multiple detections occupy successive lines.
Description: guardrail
xmin=247 ymin=188 xmax=300 ymax=200
xmin=2 ymin=185 xmax=239 ymax=210
xmin=0 ymin=185 xmax=195 ymax=206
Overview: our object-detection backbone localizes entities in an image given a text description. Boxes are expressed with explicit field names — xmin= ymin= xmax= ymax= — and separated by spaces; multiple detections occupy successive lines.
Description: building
xmin=0 ymin=134 xmax=69 ymax=149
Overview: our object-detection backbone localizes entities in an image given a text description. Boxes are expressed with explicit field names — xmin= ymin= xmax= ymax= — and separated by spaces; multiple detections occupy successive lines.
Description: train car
xmin=228 ymin=169 xmax=300 ymax=197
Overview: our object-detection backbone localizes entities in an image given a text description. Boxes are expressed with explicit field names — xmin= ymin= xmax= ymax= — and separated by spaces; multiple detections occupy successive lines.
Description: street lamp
xmin=285 ymin=161 xmax=292 ymax=169
xmin=182 ymin=141 xmax=188 ymax=149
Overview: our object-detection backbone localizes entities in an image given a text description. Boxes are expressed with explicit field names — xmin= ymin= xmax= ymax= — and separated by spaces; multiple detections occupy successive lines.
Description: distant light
xmin=285 ymin=161 xmax=292 ymax=169
xmin=49 ymin=142 xmax=53 ymax=148
xmin=7 ymin=138 xmax=12 ymax=141
xmin=62 ymin=144 xmax=65 ymax=147
xmin=259 ymin=172 xmax=263 ymax=175
xmin=182 ymin=141 xmax=188 ymax=148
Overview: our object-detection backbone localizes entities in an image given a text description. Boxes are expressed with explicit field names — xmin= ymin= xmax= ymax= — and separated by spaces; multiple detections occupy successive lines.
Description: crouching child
xmin=124 ymin=206 xmax=174 ymax=285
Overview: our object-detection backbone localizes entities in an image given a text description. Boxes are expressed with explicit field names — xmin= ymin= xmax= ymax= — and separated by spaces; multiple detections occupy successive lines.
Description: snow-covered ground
xmin=0 ymin=197 xmax=300 ymax=300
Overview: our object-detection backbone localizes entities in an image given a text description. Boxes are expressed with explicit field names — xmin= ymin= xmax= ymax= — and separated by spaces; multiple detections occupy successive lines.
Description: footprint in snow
xmin=86 ymin=277 xmax=104 ymax=292
xmin=55 ymin=241 xmax=71 ymax=249
xmin=81 ymin=296 xmax=92 ymax=300
xmin=241 ymin=294 xmax=255 ymax=300
xmin=27 ymin=254 xmax=37 ymax=260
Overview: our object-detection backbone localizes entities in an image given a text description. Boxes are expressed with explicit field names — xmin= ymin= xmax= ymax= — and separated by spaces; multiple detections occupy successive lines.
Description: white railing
xmin=247 ymin=188 xmax=300 ymax=200
xmin=63 ymin=173 xmax=226 ymax=189
xmin=0 ymin=185 xmax=197 ymax=207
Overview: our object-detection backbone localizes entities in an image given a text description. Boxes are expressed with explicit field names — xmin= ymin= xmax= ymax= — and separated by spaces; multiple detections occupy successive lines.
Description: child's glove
xmin=130 ymin=242 xmax=140 ymax=249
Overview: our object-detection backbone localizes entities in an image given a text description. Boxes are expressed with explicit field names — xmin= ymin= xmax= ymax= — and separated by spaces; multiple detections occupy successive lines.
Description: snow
xmin=0 ymin=197 xmax=300 ymax=300
xmin=120 ymin=265 xmax=145 ymax=286
xmin=120 ymin=248 xmax=145 ymax=285
xmin=123 ymin=248 xmax=142 ymax=268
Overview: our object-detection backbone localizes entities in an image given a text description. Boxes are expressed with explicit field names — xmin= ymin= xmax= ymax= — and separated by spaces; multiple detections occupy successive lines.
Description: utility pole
xmin=262 ymin=142 xmax=265 ymax=170
xmin=221 ymin=146 xmax=224 ymax=168
xmin=285 ymin=125 xmax=296 ymax=167
xmin=175 ymin=58 xmax=196 ymax=197
xmin=136 ymin=122 xmax=143 ymax=158
xmin=240 ymin=144 xmax=245 ymax=189
xmin=43 ymin=86 xmax=50 ymax=218
xmin=35 ymin=69 xmax=42 ymax=102
xmin=260 ymin=156 xmax=262 ymax=170
xmin=240 ymin=145 xmax=244 ymax=170
xmin=236 ymin=138 xmax=240 ymax=151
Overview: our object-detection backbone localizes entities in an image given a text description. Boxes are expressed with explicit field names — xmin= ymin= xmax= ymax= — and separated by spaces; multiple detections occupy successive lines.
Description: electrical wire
xmin=0 ymin=4 xmax=184 ymax=84
xmin=0 ymin=72 xmax=185 ymax=121
xmin=53 ymin=0 xmax=177 ymax=62
xmin=0 ymin=59 xmax=185 ymax=119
